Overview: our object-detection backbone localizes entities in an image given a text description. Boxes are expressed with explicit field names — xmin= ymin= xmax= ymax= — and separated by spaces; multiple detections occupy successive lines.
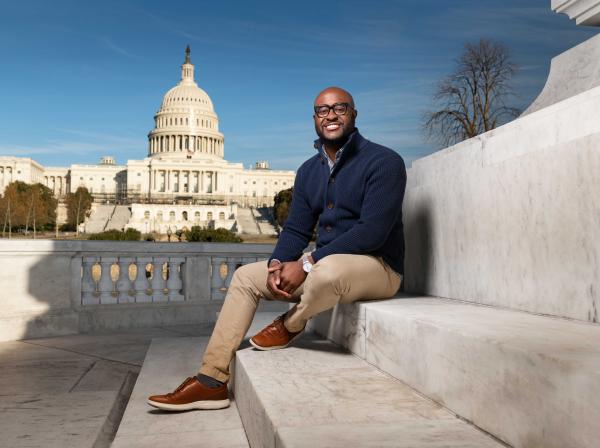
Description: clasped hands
xmin=266 ymin=255 xmax=313 ymax=299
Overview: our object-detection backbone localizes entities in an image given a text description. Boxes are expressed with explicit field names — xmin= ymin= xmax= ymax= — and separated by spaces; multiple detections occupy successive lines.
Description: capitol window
xmin=207 ymin=212 xmax=213 ymax=221
xmin=169 ymin=211 xmax=175 ymax=221
xmin=144 ymin=211 xmax=150 ymax=219
xmin=219 ymin=212 xmax=225 ymax=220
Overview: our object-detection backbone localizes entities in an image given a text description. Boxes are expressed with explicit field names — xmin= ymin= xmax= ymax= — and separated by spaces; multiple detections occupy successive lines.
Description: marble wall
xmin=0 ymin=240 xmax=274 ymax=341
xmin=403 ymin=84 xmax=600 ymax=323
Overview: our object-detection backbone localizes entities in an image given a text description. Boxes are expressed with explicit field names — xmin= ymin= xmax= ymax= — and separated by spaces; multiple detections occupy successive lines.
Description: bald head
xmin=314 ymin=86 xmax=355 ymax=108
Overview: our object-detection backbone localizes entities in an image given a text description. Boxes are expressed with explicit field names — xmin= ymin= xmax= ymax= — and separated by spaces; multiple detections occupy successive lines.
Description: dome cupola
xmin=147 ymin=46 xmax=224 ymax=160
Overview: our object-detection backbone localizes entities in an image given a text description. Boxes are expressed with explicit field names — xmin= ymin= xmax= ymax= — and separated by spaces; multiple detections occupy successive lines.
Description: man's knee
xmin=230 ymin=260 xmax=266 ymax=287
xmin=307 ymin=256 xmax=341 ymax=289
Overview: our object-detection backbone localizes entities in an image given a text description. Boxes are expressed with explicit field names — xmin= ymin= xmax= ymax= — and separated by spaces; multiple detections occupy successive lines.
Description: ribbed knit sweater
xmin=270 ymin=129 xmax=407 ymax=275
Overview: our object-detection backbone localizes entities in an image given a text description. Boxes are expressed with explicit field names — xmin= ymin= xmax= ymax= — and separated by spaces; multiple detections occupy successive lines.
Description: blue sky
xmin=0 ymin=0 xmax=597 ymax=170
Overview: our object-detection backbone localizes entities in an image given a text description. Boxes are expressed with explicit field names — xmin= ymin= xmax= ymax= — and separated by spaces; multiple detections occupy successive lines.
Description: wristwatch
xmin=301 ymin=254 xmax=313 ymax=274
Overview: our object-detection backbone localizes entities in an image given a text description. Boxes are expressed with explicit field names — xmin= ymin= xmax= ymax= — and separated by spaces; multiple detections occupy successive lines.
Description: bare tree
xmin=423 ymin=39 xmax=520 ymax=147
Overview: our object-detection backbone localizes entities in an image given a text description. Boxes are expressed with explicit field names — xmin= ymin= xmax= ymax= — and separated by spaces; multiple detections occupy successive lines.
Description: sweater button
xmin=325 ymin=225 xmax=332 ymax=231
xmin=327 ymin=203 xmax=334 ymax=209
xmin=329 ymin=177 xmax=335 ymax=183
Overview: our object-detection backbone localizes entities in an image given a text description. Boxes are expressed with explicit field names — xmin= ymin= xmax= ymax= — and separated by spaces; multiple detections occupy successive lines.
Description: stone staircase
xmin=84 ymin=204 xmax=114 ymax=233
xmin=105 ymin=205 xmax=131 ymax=231
xmin=111 ymin=293 xmax=599 ymax=447
xmin=252 ymin=207 xmax=277 ymax=236
xmin=309 ymin=294 xmax=600 ymax=448
xmin=236 ymin=206 xmax=261 ymax=235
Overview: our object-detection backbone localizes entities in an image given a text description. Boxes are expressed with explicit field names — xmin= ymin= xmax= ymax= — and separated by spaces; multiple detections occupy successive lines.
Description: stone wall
xmin=0 ymin=240 xmax=275 ymax=341
xmin=403 ymin=83 xmax=600 ymax=323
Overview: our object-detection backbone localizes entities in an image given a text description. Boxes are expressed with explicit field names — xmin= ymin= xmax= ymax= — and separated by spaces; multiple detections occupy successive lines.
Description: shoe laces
xmin=168 ymin=377 xmax=194 ymax=396
xmin=264 ymin=314 xmax=289 ymax=336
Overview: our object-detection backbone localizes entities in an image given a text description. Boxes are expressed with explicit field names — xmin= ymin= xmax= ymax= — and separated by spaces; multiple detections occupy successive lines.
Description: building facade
xmin=0 ymin=47 xmax=295 ymax=233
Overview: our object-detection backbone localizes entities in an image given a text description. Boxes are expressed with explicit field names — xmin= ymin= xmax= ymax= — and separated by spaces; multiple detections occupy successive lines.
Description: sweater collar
xmin=313 ymin=128 xmax=363 ymax=156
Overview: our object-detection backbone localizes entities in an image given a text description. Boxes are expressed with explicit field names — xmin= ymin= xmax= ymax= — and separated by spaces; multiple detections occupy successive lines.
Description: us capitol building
xmin=0 ymin=47 xmax=295 ymax=234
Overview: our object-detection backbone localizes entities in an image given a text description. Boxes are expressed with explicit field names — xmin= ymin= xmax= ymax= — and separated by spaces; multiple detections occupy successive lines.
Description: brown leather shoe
xmin=147 ymin=377 xmax=230 ymax=411
xmin=249 ymin=313 xmax=303 ymax=350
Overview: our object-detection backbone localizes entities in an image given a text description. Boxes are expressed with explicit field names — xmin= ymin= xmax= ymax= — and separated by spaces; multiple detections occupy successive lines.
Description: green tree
xmin=273 ymin=187 xmax=293 ymax=227
xmin=65 ymin=187 xmax=93 ymax=230
xmin=0 ymin=181 xmax=57 ymax=233
xmin=184 ymin=226 xmax=242 ymax=243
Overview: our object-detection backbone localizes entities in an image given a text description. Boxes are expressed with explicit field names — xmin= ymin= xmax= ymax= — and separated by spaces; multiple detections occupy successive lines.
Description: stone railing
xmin=79 ymin=249 xmax=262 ymax=305
xmin=0 ymin=240 xmax=275 ymax=341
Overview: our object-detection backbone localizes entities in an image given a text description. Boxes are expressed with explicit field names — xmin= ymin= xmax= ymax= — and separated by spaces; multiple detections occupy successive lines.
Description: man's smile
xmin=324 ymin=123 xmax=341 ymax=131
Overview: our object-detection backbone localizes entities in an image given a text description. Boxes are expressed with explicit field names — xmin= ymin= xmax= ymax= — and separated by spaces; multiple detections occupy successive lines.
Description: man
xmin=147 ymin=86 xmax=406 ymax=411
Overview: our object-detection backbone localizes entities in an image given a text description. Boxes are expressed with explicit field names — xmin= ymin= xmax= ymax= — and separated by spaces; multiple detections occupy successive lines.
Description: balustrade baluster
xmin=151 ymin=258 xmax=169 ymax=302
xmin=210 ymin=257 xmax=227 ymax=301
xmin=117 ymin=257 xmax=135 ymax=303
xmin=81 ymin=257 xmax=98 ymax=305
xmin=99 ymin=257 xmax=118 ymax=304
xmin=167 ymin=257 xmax=185 ymax=301
xmin=134 ymin=257 xmax=153 ymax=302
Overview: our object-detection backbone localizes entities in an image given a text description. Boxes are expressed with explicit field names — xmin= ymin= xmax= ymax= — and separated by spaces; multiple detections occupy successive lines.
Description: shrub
xmin=88 ymin=228 xmax=141 ymax=241
xmin=184 ymin=226 xmax=242 ymax=243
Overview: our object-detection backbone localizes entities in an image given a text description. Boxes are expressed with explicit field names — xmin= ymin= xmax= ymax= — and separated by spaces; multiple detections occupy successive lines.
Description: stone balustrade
xmin=0 ymin=240 xmax=274 ymax=341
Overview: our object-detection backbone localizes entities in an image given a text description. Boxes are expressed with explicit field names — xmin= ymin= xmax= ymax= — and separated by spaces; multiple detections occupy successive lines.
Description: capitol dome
xmin=148 ymin=46 xmax=224 ymax=159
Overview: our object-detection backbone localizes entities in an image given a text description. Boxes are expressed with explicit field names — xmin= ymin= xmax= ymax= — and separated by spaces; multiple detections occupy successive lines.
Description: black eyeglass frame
xmin=313 ymin=102 xmax=353 ymax=118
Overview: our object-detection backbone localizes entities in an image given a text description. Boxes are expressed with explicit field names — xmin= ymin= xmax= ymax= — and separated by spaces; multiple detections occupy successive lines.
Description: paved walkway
xmin=0 ymin=314 xmax=278 ymax=448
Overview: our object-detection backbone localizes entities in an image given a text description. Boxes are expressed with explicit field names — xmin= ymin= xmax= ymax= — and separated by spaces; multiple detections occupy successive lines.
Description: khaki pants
xmin=199 ymin=254 xmax=402 ymax=382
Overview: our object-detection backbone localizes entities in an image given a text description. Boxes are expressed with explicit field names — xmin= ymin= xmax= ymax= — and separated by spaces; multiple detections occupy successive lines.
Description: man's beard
xmin=315 ymin=125 xmax=355 ymax=147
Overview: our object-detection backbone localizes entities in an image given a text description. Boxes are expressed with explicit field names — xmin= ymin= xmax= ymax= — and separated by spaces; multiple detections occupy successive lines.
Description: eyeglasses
xmin=314 ymin=102 xmax=352 ymax=118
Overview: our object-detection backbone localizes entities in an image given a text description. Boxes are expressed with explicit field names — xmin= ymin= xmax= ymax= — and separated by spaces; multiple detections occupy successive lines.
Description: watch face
xmin=303 ymin=262 xmax=312 ymax=273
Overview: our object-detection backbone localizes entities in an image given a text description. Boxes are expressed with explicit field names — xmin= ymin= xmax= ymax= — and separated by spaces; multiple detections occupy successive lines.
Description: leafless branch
xmin=423 ymin=39 xmax=520 ymax=148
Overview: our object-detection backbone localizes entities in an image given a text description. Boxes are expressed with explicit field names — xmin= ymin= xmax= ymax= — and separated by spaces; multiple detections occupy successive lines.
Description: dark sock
xmin=196 ymin=373 xmax=225 ymax=389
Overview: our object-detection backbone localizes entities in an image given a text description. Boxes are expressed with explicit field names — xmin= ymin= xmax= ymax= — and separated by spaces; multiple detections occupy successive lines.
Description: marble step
xmin=111 ymin=312 xmax=281 ymax=448
xmin=234 ymin=335 xmax=503 ymax=448
xmin=309 ymin=294 xmax=600 ymax=448
xmin=111 ymin=337 xmax=249 ymax=448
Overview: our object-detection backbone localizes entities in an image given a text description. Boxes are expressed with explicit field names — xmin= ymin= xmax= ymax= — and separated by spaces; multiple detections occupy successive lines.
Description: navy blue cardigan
xmin=270 ymin=130 xmax=406 ymax=275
